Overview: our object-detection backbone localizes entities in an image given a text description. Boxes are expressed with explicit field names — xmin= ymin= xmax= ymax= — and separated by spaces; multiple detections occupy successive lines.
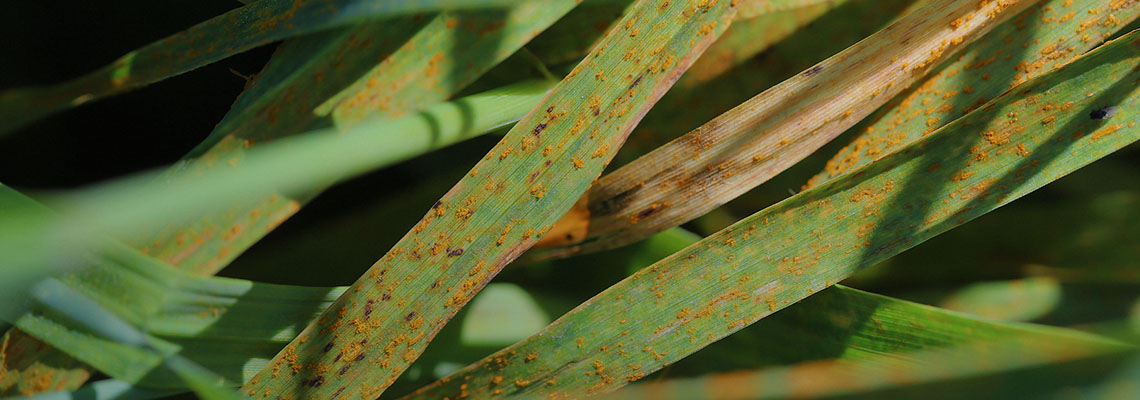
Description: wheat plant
xmin=2 ymin=0 xmax=1139 ymax=399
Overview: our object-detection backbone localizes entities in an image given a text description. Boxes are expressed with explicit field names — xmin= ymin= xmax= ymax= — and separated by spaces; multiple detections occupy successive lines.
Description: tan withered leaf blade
xmin=806 ymin=0 xmax=1140 ymax=189
xmin=532 ymin=0 xmax=1036 ymax=258
xmin=607 ymin=0 xmax=869 ymax=169
xmin=406 ymin=28 xmax=1140 ymax=399
xmin=238 ymin=1 xmax=737 ymax=398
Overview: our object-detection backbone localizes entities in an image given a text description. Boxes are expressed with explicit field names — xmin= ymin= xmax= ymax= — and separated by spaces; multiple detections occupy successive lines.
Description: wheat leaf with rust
xmin=611 ymin=331 xmax=1134 ymax=399
xmin=237 ymin=1 xmax=737 ymax=398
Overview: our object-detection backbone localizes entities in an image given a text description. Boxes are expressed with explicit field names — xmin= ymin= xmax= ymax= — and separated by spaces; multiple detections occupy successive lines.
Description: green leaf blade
xmin=238 ymin=0 xmax=739 ymax=398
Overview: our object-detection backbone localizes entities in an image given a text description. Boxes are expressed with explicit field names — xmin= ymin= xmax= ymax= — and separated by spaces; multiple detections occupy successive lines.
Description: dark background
xmin=0 ymin=1 xmax=275 ymax=188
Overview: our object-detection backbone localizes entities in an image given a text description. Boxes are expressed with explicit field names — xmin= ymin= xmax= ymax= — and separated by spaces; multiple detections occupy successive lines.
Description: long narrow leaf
xmin=848 ymin=190 xmax=1140 ymax=289
xmin=0 ymin=80 xmax=550 ymax=297
xmin=239 ymin=1 xmax=738 ymax=398
xmin=49 ymin=80 xmax=554 ymax=243
xmin=609 ymin=338 xmax=1134 ymax=399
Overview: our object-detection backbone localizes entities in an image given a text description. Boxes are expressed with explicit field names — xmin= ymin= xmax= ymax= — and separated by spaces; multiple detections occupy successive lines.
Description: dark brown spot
xmin=382 ymin=293 xmax=392 ymax=301
xmin=354 ymin=353 xmax=366 ymax=361
xmin=304 ymin=375 xmax=325 ymax=388
xmin=331 ymin=387 xmax=346 ymax=399
xmin=546 ymin=106 xmax=554 ymax=113
xmin=405 ymin=311 xmax=416 ymax=321
xmin=432 ymin=201 xmax=443 ymax=209
xmin=637 ymin=206 xmax=661 ymax=219
xmin=686 ymin=167 xmax=721 ymax=187
xmin=628 ymin=75 xmax=642 ymax=90
xmin=534 ymin=123 xmax=547 ymax=135
xmin=804 ymin=65 xmax=823 ymax=76
xmin=448 ymin=248 xmax=464 ymax=257
xmin=593 ymin=186 xmax=640 ymax=216
xmin=323 ymin=342 xmax=335 ymax=352
xmin=1090 ymin=106 xmax=1119 ymax=120
xmin=339 ymin=365 xmax=351 ymax=375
